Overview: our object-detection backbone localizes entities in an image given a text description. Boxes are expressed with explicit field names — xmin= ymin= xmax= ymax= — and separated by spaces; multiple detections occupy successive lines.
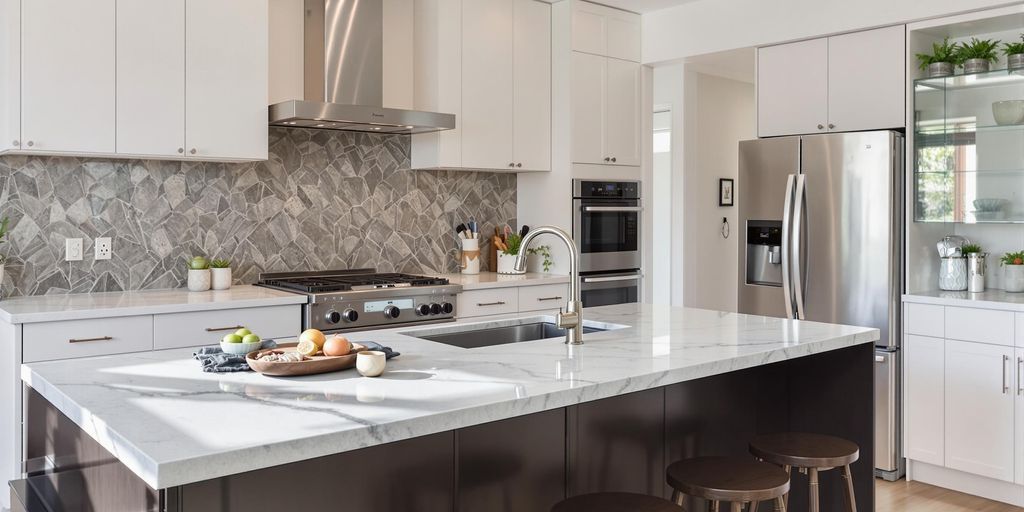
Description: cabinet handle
xmin=68 ymin=336 xmax=113 ymax=344
xmin=508 ymin=162 xmax=515 ymax=167
xmin=516 ymin=163 xmax=522 ymax=168
xmin=205 ymin=325 xmax=245 ymax=332
xmin=177 ymin=148 xmax=184 ymax=154
xmin=610 ymin=157 xmax=617 ymax=163
xmin=817 ymin=124 xmax=824 ymax=130
xmin=476 ymin=301 xmax=506 ymax=307
xmin=1018 ymin=357 xmax=1023 ymax=396
xmin=604 ymin=157 xmax=611 ymax=162
xmin=1003 ymin=355 xmax=1011 ymax=394
xmin=828 ymin=123 xmax=835 ymax=129
xmin=11 ymin=140 xmax=18 ymax=147
xmin=190 ymin=148 xmax=197 ymax=155
xmin=537 ymin=296 xmax=563 ymax=302
xmin=26 ymin=140 xmax=34 ymax=147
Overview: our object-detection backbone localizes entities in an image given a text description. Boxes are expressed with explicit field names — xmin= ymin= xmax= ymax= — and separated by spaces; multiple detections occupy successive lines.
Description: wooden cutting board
xmin=245 ymin=342 xmax=367 ymax=377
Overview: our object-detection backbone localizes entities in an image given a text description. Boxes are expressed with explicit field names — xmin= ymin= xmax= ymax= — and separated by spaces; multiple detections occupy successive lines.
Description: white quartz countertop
xmin=21 ymin=304 xmax=878 ymax=489
xmin=903 ymin=289 xmax=1024 ymax=312
xmin=439 ymin=272 xmax=569 ymax=290
xmin=0 ymin=285 xmax=307 ymax=323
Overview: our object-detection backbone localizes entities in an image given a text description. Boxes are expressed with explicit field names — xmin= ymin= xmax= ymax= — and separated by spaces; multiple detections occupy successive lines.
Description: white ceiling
xmin=594 ymin=0 xmax=702 ymax=14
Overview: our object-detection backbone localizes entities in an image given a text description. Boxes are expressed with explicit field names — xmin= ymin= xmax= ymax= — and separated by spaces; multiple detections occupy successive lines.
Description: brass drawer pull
xmin=68 ymin=336 xmax=113 ymax=344
xmin=476 ymin=301 xmax=506 ymax=307
xmin=537 ymin=296 xmax=563 ymax=301
xmin=205 ymin=325 xmax=245 ymax=332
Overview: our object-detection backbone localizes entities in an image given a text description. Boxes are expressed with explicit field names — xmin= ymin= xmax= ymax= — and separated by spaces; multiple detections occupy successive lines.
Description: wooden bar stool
xmin=666 ymin=456 xmax=790 ymax=512
xmin=748 ymin=433 xmax=859 ymax=512
xmin=552 ymin=492 xmax=685 ymax=512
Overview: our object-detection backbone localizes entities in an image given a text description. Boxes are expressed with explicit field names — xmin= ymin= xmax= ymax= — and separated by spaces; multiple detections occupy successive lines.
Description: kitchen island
xmin=16 ymin=304 xmax=878 ymax=511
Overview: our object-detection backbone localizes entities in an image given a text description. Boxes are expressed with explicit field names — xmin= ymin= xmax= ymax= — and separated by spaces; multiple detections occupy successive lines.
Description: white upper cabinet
xmin=827 ymin=25 xmax=905 ymax=133
xmin=185 ymin=0 xmax=268 ymax=161
xmin=21 ymin=0 xmax=116 ymax=154
xmin=603 ymin=58 xmax=641 ymax=166
xmin=758 ymin=25 xmax=906 ymax=137
xmin=0 ymin=0 xmax=19 ymax=154
xmin=571 ymin=52 xmax=605 ymax=166
xmin=117 ymin=0 xmax=185 ymax=158
xmin=571 ymin=0 xmax=640 ymax=62
xmin=571 ymin=53 xmax=640 ymax=166
xmin=757 ymin=38 xmax=829 ymax=138
xmin=461 ymin=0 xmax=515 ymax=170
xmin=944 ymin=339 xmax=1016 ymax=483
xmin=413 ymin=0 xmax=551 ymax=172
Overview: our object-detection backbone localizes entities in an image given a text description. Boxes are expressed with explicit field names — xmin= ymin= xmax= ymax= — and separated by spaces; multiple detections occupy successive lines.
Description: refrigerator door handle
xmin=780 ymin=174 xmax=796 ymax=320
xmin=791 ymin=174 xmax=807 ymax=320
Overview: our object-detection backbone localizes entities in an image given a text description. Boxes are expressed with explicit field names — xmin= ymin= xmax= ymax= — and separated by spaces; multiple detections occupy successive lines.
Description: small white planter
xmin=187 ymin=269 xmax=212 ymax=292
xmin=1005 ymin=265 xmax=1024 ymax=293
xmin=211 ymin=267 xmax=232 ymax=290
xmin=497 ymin=252 xmax=525 ymax=275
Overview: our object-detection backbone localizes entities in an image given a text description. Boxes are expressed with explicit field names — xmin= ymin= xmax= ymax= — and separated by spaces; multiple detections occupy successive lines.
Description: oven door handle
xmin=582 ymin=206 xmax=643 ymax=213
xmin=582 ymin=275 xmax=641 ymax=283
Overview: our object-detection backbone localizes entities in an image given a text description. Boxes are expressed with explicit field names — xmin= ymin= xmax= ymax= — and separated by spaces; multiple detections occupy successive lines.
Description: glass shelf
xmin=915 ymin=67 xmax=1024 ymax=91
xmin=915 ymin=123 xmax=1024 ymax=135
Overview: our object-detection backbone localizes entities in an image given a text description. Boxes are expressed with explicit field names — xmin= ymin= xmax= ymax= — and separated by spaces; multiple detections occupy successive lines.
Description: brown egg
xmin=323 ymin=335 xmax=353 ymax=357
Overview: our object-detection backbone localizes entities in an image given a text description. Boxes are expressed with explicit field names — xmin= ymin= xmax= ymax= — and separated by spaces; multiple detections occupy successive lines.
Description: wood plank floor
xmin=876 ymin=479 xmax=1024 ymax=511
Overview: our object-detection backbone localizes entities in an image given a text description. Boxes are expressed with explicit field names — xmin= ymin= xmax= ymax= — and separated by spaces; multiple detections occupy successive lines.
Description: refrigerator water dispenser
xmin=746 ymin=223 xmax=783 ymax=286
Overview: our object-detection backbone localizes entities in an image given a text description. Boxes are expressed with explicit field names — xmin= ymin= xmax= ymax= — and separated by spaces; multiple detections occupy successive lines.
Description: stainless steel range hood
xmin=269 ymin=0 xmax=454 ymax=134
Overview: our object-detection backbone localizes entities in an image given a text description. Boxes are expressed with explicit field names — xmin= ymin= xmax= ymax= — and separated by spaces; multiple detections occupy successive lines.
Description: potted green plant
xmin=956 ymin=37 xmax=1000 ymax=74
xmin=210 ymin=259 xmax=232 ymax=290
xmin=496 ymin=233 xmax=527 ymax=275
xmin=1000 ymin=251 xmax=1024 ymax=292
xmin=527 ymin=245 xmax=553 ymax=273
xmin=186 ymin=256 xmax=211 ymax=292
xmin=1005 ymin=34 xmax=1024 ymax=72
xmin=916 ymin=37 xmax=958 ymax=78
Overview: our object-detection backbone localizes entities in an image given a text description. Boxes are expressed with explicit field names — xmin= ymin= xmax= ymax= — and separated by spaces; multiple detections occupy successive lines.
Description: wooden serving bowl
xmin=245 ymin=342 xmax=367 ymax=377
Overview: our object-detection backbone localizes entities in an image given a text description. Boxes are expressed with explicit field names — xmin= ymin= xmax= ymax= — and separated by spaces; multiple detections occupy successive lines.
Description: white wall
xmin=652 ymin=63 xmax=687 ymax=306
xmin=642 ymin=0 xmax=1019 ymax=64
xmin=682 ymin=72 xmax=754 ymax=311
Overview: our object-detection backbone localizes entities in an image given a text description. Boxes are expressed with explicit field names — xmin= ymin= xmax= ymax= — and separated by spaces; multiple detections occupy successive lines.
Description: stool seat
xmin=551 ymin=492 xmax=684 ymax=512
xmin=666 ymin=456 xmax=790 ymax=503
xmin=749 ymin=432 xmax=859 ymax=468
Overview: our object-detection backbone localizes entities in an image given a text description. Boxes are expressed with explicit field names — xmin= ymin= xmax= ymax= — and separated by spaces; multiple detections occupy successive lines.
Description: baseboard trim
xmin=907 ymin=460 xmax=1024 ymax=507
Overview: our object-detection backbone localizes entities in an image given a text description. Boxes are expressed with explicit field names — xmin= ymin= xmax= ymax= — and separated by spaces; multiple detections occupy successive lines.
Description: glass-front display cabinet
xmin=914 ymin=69 xmax=1024 ymax=223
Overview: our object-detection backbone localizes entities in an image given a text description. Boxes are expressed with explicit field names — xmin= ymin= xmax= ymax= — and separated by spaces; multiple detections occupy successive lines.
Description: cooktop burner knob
xmin=342 ymin=309 xmax=359 ymax=322
xmin=415 ymin=304 xmax=431 ymax=316
xmin=441 ymin=302 xmax=454 ymax=314
xmin=429 ymin=303 xmax=442 ymax=315
xmin=324 ymin=310 xmax=342 ymax=324
xmin=383 ymin=305 xmax=401 ymax=319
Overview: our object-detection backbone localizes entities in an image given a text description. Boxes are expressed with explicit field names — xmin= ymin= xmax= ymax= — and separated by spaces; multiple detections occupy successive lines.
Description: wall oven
xmin=573 ymin=179 xmax=642 ymax=307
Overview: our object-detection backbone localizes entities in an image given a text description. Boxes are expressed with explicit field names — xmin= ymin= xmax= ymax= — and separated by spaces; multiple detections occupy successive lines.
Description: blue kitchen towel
xmin=193 ymin=340 xmax=278 ymax=373
xmin=356 ymin=341 xmax=401 ymax=359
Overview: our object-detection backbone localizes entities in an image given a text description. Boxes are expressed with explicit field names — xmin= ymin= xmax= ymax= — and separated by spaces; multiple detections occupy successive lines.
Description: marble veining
xmin=21 ymin=304 xmax=879 ymax=490
xmin=904 ymin=289 xmax=1024 ymax=312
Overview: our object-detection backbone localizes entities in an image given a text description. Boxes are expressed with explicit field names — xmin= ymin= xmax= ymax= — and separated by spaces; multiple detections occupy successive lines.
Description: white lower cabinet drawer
xmin=457 ymin=289 xmax=519 ymax=318
xmin=24 ymin=316 xmax=154 ymax=363
xmin=518 ymin=284 xmax=569 ymax=312
xmin=945 ymin=306 xmax=1013 ymax=346
xmin=153 ymin=305 xmax=301 ymax=349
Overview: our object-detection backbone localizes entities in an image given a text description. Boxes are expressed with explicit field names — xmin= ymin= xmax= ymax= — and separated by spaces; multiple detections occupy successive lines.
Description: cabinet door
xmin=757 ymin=39 xmax=828 ymax=137
xmin=185 ymin=0 xmax=268 ymax=161
xmin=904 ymin=335 xmax=945 ymax=466
xmin=571 ymin=1 xmax=605 ymax=56
xmin=571 ymin=52 xmax=605 ymax=165
xmin=1016 ymin=348 xmax=1023 ymax=485
xmin=117 ymin=0 xmax=185 ymax=157
xmin=945 ymin=339 xmax=1015 ymax=482
xmin=512 ymin=0 xmax=550 ymax=172
xmin=827 ymin=25 xmax=905 ymax=132
xmin=570 ymin=1 xmax=639 ymax=62
xmin=461 ymin=0 xmax=514 ymax=170
xmin=604 ymin=58 xmax=641 ymax=166
xmin=0 ymin=0 xmax=18 ymax=153
xmin=603 ymin=12 xmax=640 ymax=62
xmin=21 ymin=0 xmax=115 ymax=154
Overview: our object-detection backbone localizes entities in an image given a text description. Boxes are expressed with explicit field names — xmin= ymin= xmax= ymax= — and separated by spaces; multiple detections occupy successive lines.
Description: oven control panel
xmin=574 ymin=179 xmax=640 ymax=199
xmin=305 ymin=292 xmax=459 ymax=333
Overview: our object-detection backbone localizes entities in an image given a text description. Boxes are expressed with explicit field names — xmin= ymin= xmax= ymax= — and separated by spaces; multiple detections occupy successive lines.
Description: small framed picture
xmin=719 ymin=178 xmax=734 ymax=207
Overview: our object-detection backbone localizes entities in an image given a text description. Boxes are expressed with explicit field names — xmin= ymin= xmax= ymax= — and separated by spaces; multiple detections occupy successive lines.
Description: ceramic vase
xmin=211 ymin=267 xmax=232 ymax=290
xmin=939 ymin=257 xmax=967 ymax=291
xmin=187 ymin=269 xmax=211 ymax=292
xmin=1005 ymin=265 xmax=1024 ymax=293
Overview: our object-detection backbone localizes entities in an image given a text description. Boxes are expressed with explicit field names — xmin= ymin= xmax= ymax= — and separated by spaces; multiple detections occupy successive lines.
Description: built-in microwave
xmin=572 ymin=179 xmax=641 ymax=274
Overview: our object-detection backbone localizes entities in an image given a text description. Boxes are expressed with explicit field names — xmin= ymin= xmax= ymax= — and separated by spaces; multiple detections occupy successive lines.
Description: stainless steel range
xmin=256 ymin=269 xmax=462 ymax=333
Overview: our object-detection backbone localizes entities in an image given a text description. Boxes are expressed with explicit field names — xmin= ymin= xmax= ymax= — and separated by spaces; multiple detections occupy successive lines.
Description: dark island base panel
xmin=18 ymin=343 xmax=874 ymax=512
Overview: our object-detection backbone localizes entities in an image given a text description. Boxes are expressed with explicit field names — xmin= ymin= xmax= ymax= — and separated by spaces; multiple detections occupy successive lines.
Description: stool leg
xmin=672 ymin=490 xmax=684 ymax=506
xmin=808 ymin=468 xmax=820 ymax=512
xmin=730 ymin=502 xmax=743 ymax=512
xmin=748 ymin=500 xmax=759 ymax=511
xmin=773 ymin=497 xmax=786 ymax=512
xmin=841 ymin=464 xmax=857 ymax=512
xmin=782 ymin=465 xmax=791 ymax=510
xmin=708 ymin=500 xmax=720 ymax=512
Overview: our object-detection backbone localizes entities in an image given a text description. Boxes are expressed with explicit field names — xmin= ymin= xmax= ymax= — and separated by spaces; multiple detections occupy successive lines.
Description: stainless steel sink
xmin=412 ymin=321 xmax=608 ymax=349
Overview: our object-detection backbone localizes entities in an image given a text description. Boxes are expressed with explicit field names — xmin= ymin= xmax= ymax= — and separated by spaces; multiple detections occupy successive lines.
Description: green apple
xmin=222 ymin=334 xmax=243 ymax=344
xmin=242 ymin=334 xmax=261 ymax=344
xmin=234 ymin=328 xmax=252 ymax=337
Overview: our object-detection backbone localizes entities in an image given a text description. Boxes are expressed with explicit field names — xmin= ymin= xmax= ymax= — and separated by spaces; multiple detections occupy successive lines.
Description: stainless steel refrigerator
xmin=737 ymin=131 xmax=904 ymax=481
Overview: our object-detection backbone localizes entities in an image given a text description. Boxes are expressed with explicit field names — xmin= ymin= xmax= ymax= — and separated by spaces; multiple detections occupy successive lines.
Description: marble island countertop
xmin=0 ymin=285 xmax=308 ymax=324
xmin=21 ymin=303 xmax=878 ymax=490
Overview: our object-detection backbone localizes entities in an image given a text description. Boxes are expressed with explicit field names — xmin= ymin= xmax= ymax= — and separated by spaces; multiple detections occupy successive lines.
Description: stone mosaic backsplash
xmin=0 ymin=128 xmax=516 ymax=297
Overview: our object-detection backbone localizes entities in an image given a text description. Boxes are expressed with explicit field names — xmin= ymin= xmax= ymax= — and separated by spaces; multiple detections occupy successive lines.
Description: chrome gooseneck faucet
xmin=513 ymin=226 xmax=583 ymax=345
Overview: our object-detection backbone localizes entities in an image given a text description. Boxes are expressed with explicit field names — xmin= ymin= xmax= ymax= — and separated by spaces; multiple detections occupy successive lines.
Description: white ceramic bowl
xmin=220 ymin=339 xmax=263 ymax=355
xmin=992 ymin=100 xmax=1024 ymax=126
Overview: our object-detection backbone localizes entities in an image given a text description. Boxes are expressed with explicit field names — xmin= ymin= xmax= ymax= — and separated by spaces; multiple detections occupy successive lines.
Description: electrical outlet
xmin=94 ymin=237 xmax=112 ymax=260
xmin=65 ymin=238 xmax=83 ymax=262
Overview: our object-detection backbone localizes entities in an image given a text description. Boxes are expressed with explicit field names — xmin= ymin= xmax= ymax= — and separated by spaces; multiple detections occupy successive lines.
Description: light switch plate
xmin=94 ymin=237 xmax=112 ymax=260
xmin=65 ymin=238 xmax=83 ymax=262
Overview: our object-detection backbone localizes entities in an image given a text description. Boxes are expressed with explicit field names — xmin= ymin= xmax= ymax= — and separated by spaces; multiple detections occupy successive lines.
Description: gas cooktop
xmin=258 ymin=270 xmax=450 ymax=293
